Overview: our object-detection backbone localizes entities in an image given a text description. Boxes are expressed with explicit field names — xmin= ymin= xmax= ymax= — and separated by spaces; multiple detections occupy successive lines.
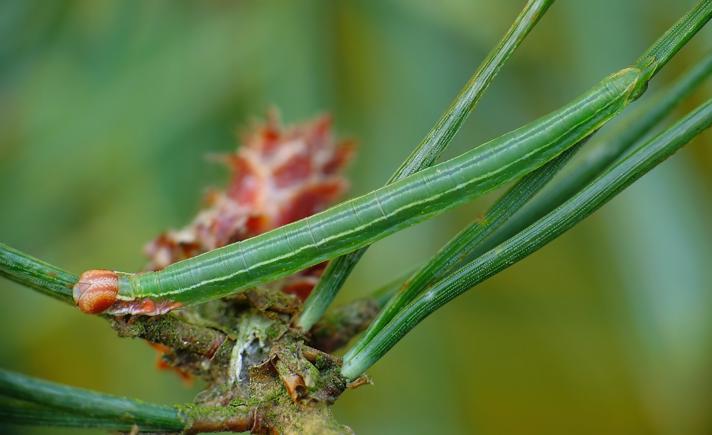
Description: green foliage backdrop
xmin=1 ymin=1 xmax=710 ymax=434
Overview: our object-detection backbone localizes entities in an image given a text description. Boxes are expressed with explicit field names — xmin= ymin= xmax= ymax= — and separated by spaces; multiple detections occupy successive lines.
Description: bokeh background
xmin=1 ymin=1 xmax=711 ymax=434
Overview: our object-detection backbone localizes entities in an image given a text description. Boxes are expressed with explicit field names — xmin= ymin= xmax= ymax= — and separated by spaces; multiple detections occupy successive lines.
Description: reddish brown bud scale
xmin=73 ymin=269 xmax=119 ymax=314
xmin=281 ymin=276 xmax=320 ymax=301
xmin=148 ymin=342 xmax=194 ymax=384
xmin=143 ymin=110 xmax=354 ymax=301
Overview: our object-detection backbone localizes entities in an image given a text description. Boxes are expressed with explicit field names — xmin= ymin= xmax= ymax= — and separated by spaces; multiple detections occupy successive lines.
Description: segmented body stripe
xmin=119 ymin=68 xmax=641 ymax=304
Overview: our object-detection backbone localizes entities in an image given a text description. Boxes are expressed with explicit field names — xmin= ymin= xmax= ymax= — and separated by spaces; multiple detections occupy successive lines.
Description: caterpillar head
xmin=73 ymin=270 xmax=119 ymax=314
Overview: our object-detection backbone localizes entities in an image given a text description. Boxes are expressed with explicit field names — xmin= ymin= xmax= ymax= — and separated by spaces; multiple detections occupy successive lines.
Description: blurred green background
xmin=1 ymin=1 xmax=711 ymax=434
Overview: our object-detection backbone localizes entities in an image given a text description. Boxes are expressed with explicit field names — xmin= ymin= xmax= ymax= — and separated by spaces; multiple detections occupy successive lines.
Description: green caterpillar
xmin=73 ymin=67 xmax=643 ymax=315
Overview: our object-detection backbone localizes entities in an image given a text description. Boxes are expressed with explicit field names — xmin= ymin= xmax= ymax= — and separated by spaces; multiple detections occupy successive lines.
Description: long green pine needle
xmin=470 ymin=51 xmax=712 ymax=257
xmin=0 ymin=243 xmax=76 ymax=304
xmin=325 ymin=48 xmax=712 ymax=338
xmin=341 ymin=97 xmax=712 ymax=380
xmin=344 ymin=143 xmax=583 ymax=360
xmin=0 ymin=369 xmax=187 ymax=431
xmin=297 ymin=0 xmax=556 ymax=330
xmin=0 ymin=397 xmax=176 ymax=432
xmin=345 ymin=4 xmax=712 ymax=357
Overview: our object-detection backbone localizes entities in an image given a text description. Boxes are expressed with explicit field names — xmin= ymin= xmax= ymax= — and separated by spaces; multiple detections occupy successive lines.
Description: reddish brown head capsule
xmin=73 ymin=270 xmax=119 ymax=314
